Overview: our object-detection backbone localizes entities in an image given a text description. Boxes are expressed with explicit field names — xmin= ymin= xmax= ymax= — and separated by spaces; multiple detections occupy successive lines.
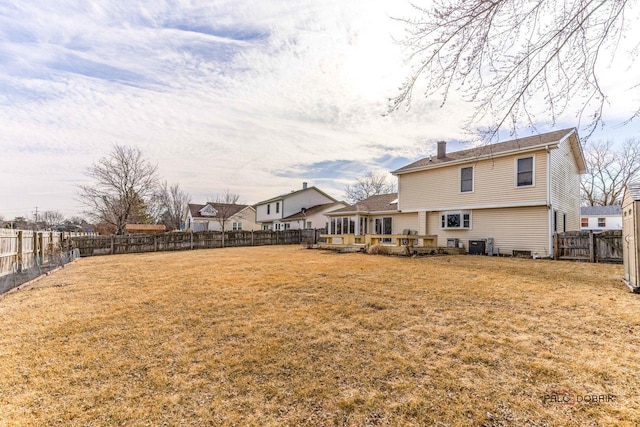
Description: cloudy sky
xmin=1 ymin=1 xmax=638 ymax=220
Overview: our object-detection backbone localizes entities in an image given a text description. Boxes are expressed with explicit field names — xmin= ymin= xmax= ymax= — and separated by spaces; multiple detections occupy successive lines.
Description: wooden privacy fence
xmin=70 ymin=229 xmax=324 ymax=257
xmin=554 ymin=230 xmax=623 ymax=263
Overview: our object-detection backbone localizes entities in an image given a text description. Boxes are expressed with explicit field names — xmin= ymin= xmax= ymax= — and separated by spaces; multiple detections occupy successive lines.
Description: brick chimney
xmin=437 ymin=141 xmax=447 ymax=159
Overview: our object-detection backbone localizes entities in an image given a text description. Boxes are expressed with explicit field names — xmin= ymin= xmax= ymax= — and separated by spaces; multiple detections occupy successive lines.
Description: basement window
xmin=440 ymin=211 xmax=471 ymax=229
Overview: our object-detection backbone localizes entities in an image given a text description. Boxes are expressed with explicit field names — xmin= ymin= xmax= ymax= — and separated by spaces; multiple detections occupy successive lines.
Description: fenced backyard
xmin=0 ymin=246 xmax=635 ymax=426
xmin=1 ymin=229 xmax=324 ymax=293
xmin=554 ymin=230 xmax=623 ymax=263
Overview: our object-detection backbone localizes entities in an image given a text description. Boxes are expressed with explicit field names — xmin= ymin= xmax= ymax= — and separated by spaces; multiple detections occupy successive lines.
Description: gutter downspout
xmin=546 ymin=145 xmax=553 ymax=257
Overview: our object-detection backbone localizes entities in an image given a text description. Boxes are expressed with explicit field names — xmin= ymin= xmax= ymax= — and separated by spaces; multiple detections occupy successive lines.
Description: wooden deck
xmin=317 ymin=233 xmax=465 ymax=255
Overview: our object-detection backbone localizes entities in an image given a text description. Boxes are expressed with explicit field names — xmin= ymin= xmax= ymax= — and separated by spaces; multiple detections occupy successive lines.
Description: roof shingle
xmin=393 ymin=129 xmax=577 ymax=174
xmin=327 ymin=193 xmax=398 ymax=215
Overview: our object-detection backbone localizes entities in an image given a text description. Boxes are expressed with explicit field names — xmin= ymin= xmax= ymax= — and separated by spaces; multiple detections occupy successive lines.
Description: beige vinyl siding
xmin=399 ymin=149 xmax=548 ymax=211
xmin=427 ymin=206 xmax=551 ymax=256
xmin=388 ymin=213 xmax=420 ymax=234
xmin=550 ymin=136 xmax=582 ymax=232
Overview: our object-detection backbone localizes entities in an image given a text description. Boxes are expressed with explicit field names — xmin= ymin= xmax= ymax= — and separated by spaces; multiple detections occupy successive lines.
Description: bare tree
xmin=78 ymin=145 xmax=160 ymax=235
xmin=41 ymin=211 xmax=65 ymax=230
xmin=581 ymin=138 xmax=640 ymax=206
xmin=344 ymin=171 xmax=397 ymax=204
xmin=209 ymin=190 xmax=247 ymax=247
xmin=391 ymin=1 xmax=637 ymax=138
xmin=156 ymin=182 xmax=191 ymax=231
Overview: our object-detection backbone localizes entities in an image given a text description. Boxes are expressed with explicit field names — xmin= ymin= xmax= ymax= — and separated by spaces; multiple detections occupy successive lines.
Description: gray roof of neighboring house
xmin=326 ymin=193 xmax=398 ymax=215
xmin=580 ymin=205 xmax=622 ymax=216
xmin=254 ymin=186 xmax=338 ymax=206
xmin=392 ymin=128 xmax=580 ymax=174
xmin=627 ymin=181 xmax=640 ymax=201
xmin=281 ymin=202 xmax=345 ymax=221
xmin=188 ymin=203 xmax=251 ymax=219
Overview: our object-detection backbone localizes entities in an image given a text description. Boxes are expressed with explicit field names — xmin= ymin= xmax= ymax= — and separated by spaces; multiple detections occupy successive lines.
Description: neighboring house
xmin=580 ymin=205 xmax=622 ymax=231
xmin=385 ymin=128 xmax=586 ymax=257
xmin=325 ymin=193 xmax=418 ymax=237
xmin=184 ymin=203 xmax=259 ymax=232
xmin=280 ymin=202 xmax=347 ymax=230
xmin=255 ymin=183 xmax=339 ymax=230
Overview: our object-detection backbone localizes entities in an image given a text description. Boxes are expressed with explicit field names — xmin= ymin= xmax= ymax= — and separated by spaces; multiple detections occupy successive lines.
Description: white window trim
xmin=515 ymin=155 xmax=535 ymax=188
xmin=460 ymin=165 xmax=475 ymax=193
xmin=440 ymin=211 xmax=472 ymax=230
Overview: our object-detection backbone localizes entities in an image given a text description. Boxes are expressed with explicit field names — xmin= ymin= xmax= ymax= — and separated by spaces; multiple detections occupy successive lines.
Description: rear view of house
xmin=392 ymin=128 xmax=586 ymax=257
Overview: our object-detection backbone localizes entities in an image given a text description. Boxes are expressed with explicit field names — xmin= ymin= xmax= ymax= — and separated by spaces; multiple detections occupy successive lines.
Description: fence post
xmin=110 ymin=236 xmax=114 ymax=255
xmin=589 ymin=231 xmax=595 ymax=263
xmin=553 ymin=233 xmax=558 ymax=260
xmin=17 ymin=230 xmax=23 ymax=271
xmin=251 ymin=231 xmax=254 ymax=246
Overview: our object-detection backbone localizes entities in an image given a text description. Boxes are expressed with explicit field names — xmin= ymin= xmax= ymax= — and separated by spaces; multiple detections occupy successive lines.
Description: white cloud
xmin=1 ymin=0 xmax=636 ymax=220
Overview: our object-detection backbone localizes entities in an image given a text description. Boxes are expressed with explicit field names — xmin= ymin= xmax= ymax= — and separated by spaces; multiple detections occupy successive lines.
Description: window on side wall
xmin=440 ymin=211 xmax=471 ymax=229
xmin=581 ymin=217 xmax=588 ymax=227
xmin=276 ymin=202 xmax=280 ymax=214
xmin=516 ymin=156 xmax=534 ymax=187
xmin=598 ymin=217 xmax=606 ymax=228
xmin=460 ymin=166 xmax=473 ymax=192
xmin=232 ymin=222 xmax=242 ymax=231
xmin=267 ymin=204 xmax=270 ymax=215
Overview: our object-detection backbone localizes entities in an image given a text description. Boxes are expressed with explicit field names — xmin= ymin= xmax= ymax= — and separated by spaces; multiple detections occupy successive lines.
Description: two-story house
xmin=391 ymin=128 xmax=586 ymax=257
xmin=254 ymin=183 xmax=340 ymax=230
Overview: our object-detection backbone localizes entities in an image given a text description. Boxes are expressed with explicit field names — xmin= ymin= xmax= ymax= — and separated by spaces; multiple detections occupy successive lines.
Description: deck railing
xmin=320 ymin=233 xmax=437 ymax=248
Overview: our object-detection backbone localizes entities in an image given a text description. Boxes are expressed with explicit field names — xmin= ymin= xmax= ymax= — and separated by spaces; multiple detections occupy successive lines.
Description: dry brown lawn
xmin=0 ymin=246 xmax=638 ymax=426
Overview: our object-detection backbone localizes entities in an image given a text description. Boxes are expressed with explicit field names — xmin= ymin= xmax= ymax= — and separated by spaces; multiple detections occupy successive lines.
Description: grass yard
xmin=0 ymin=246 xmax=638 ymax=426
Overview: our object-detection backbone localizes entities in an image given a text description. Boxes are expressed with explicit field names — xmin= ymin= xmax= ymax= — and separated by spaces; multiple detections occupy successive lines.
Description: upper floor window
xmin=598 ymin=217 xmax=606 ymax=227
xmin=460 ymin=166 xmax=473 ymax=192
xmin=232 ymin=222 xmax=242 ymax=231
xmin=267 ymin=204 xmax=271 ymax=215
xmin=516 ymin=156 xmax=534 ymax=187
xmin=276 ymin=202 xmax=280 ymax=214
